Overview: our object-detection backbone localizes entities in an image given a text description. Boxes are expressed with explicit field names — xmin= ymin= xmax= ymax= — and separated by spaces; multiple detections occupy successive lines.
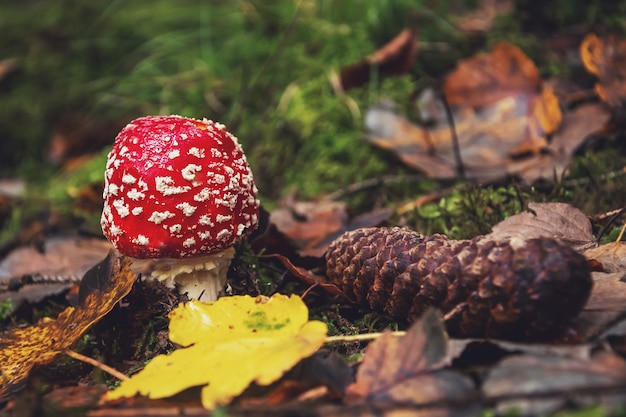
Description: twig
xmin=439 ymin=92 xmax=465 ymax=178
xmin=595 ymin=205 xmax=626 ymax=242
xmin=325 ymin=331 xmax=406 ymax=343
xmin=64 ymin=349 xmax=129 ymax=381
xmin=325 ymin=174 xmax=426 ymax=201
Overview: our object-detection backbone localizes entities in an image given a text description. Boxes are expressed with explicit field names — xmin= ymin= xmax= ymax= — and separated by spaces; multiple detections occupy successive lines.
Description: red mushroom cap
xmin=101 ymin=115 xmax=259 ymax=259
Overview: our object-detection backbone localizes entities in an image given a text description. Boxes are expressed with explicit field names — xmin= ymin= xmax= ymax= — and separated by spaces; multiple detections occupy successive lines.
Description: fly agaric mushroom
xmin=101 ymin=115 xmax=259 ymax=301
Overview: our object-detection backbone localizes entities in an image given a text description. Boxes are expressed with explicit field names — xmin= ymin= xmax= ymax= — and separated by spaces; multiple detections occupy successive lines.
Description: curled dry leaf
xmin=581 ymin=33 xmax=626 ymax=107
xmin=345 ymin=309 xmax=477 ymax=412
xmin=489 ymin=202 xmax=595 ymax=250
xmin=0 ymin=251 xmax=136 ymax=397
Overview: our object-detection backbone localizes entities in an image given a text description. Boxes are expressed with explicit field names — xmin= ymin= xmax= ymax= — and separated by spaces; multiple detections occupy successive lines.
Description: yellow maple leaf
xmin=0 ymin=251 xmax=136 ymax=396
xmin=104 ymin=294 xmax=328 ymax=410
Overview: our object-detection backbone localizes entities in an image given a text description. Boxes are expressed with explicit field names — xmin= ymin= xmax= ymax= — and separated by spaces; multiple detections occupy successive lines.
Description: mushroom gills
xmin=148 ymin=247 xmax=236 ymax=301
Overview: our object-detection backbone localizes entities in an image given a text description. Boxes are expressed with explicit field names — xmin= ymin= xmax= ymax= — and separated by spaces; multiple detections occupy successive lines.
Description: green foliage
xmin=0 ymin=0 xmax=434 ymax=202
xmin=405 ymin=185 xmax=531 ymax=240
xmin=0 ymin=299 xmax=13 ymax=321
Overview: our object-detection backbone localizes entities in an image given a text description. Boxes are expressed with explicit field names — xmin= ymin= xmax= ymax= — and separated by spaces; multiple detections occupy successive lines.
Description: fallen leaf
xmin=0 ymin=235 xmax=113 ymax=284
xmin=483 ymin=349 xmax=626 ymax=416
xmin=443 ymin=42 xmax=541 ymax=108
xmin=488 ymin=202 xmax=594 ymax=249
xmin=0 ymin=251 xmax=135 ymax=397
xmin=508 ymin=102 xmax=611 ymax=183
xmin=270 ymin=198 xmax=348 ymax=257
xmin=340 ymin=29 xmax=418 ymax=90
xmin=103 ymin=294 xmax=328 ymax=410
xmin=344 ymin=309 xmax=477 ymax=413
xmin=453 ymin=0 xmax=514 ymax=32
xmin=366 ymin=95 xmax=548 ymax=180
xmin=571 ymin=272 xmax=626 ymax=341
xmin=269 ymin=196 xmax=390 ymax=257
xmin=581 ymin=33 xmax=626 ymax=107
xmin=584 ymin=242 xmax=626 ymax=273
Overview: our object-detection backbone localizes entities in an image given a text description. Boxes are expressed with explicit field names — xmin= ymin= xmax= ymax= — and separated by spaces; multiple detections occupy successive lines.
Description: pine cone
xmin=325 ymin=227 xmax=593 ymax=340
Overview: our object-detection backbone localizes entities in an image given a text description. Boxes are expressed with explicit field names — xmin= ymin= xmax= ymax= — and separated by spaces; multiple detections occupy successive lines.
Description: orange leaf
xmin=580 ymin=33 xmax=626 ymax=107
xmin=0 ymin=251 xmax=136 ymax=396
xmin=443 ymin=42 xmax=540 ymax=107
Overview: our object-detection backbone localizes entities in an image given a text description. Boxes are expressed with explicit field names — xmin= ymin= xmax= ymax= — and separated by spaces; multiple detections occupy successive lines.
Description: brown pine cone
xmin=325 ymin=227 xmax=593 ymax=340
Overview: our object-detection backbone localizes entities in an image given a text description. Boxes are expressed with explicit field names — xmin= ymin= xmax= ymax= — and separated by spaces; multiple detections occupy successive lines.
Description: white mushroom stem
xmin=147 ymin=247 xmax=236 ymax=301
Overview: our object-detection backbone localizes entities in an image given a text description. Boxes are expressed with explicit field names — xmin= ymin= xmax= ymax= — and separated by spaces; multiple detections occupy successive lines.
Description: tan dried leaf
xmin=585 ymin=243 xmax=626 ymax=274
xmin=489 ymin=202 xmax=594 ymax=249
xmin=344 ymin=309 xmax=475 ymax=409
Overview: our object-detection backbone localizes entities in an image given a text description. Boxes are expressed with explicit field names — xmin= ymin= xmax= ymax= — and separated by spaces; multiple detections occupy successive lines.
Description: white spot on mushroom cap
xmin=133 ymin=235 xmax=149 ymax=245
xmin=127 ymin=189 xmax=145 ymax=200
xmin=199 ymin=215 xmax=213 ymax=226
xmin=170 ymin=224 xmax=182 ymax=233
xmin=169 ymin=149 xmax=180 ymax=159
xmin=122 ymin=173 xmax=137 ymax=184
xmin=216 ymin=214 xmax=232 ymax=223
xmin=155 ymin=176 xmax=191 ymax=196
xmin=176 ymin=202 xmax=197 ymax=217
xmin=113 ymin=199 xmax=130 ymax=218
xmin=107 ymin=183 xmax=119 ymax=196
xmin=108 ymin=224 xmax=122 ymax=236
xmin=131 ymin=207 xmax=143 ymax=216
xmin=181 ymin=164 xmax=202 ymax=181
xmin=194 ymin=188 xmax=211 ymax=202
xmin=216 ymin=229 xmax=232 ymax=241
xmin=198 ymin=231 xmax=211 ymax=240
xmin=183 ymin=237 xmax=196 ymax=248
xmin=148 ymin=211 xmax=175 ymax=224
xmin=188 ymin=147 xmax=204 ymax=158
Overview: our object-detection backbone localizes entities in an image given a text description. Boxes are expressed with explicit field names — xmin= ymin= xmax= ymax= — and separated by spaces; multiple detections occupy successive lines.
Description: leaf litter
xmin=0 ymin=250 xmax=135 ymax=398
xmin=2 ymin=8 xmax=626 ymax=417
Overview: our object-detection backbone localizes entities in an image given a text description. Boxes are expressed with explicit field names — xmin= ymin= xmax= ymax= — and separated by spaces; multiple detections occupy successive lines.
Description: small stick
xmin=64 ymin=349 xmax=129 ymax=381
xmin=325 ymin=331 xmax=406 ymax=343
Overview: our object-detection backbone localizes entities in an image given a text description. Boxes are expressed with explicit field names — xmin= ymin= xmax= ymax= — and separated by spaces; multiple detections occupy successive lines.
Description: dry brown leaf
xmin=270 ymin=199 xmax=348 ymax=258
xmin=488 ymin=202 xmax=594 ymax=249
xmin=340 ymin=28 xmax=418 ymax=91
xmin=443 ymin=42 xmax=541 ymax=107
xmin=506 ymin=102 xmax=610 ymax=183
xmin=344 ymin=309 xmax=477 ymax=412
xmin=0 ymin=236 xmax=113 ymax=283
xmin=584 ymin=272 xmax=626 ymax=312
xmin=581 ymin=33 xmax=626 ymax=107
xmin=366 ymin=94 xmax=551 ymax=180
xmin=571 ymin=272 xmax=626 ymax=341
xmin=585 ymin=242 xmax=626 ymax=273
xmin=483 ymin=349 xmax=626 ymax=416
xmin=0 ymin=251 xmax=136 ymax=397
xmin=453 ymin=0 xmax=514 ymax=32
xmin=269 ymin=196 xmax=390 ymax=257
xmin=366 ymin=43 xmax=565 ymax=182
